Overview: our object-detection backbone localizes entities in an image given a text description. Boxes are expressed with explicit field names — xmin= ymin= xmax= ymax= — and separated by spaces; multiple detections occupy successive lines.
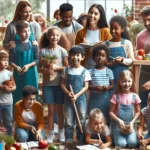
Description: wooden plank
xmin=133 ymin=60 xmax=150 ymax=65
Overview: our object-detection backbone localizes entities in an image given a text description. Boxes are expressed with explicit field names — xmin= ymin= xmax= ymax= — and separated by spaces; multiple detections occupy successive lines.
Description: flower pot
xmin=42 ymin=58 xmax=58 ymax=81
xmin=0 ymin=142 xmax=5 ymax=150
xmin=2 ymin=80 xmax=14 ymax=88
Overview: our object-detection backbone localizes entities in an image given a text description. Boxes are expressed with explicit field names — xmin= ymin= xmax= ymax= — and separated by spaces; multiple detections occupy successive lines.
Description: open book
xmin=19 ymin=141 xmax=39 ymax=149
xmin=79 ymin=41 xmax=103 ymax=49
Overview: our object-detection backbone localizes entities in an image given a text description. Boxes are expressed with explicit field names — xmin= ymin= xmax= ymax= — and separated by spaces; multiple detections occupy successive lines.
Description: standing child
xmin=38 ymin=26 xmax=69 ymax=143
xmin=109 ymin=70 xmax=140 ymax=148
xmin=137 ymin=93 xmax=150 ymax=146
xmin=0 ymin=50 xmax=16 ymax=135
xmin=9 ymin=20 xmax=39 ymax=104
xmin=85 ymin=108 xmax=112 ymax=149
xmin=61 ymin=45 xmax=91 ymax=142
xmin=88 ymin=44 xmax=114 ymax=125
xmin=105 ymin=15 xmax=135 ymax=85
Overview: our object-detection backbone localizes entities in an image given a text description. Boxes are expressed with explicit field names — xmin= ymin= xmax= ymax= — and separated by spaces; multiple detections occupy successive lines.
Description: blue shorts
xmin=42 ymin=86 xmax=64 ymax=104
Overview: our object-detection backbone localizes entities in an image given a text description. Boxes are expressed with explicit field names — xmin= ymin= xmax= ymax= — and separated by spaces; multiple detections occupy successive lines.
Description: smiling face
xmin=36 ymin=16 xmax=44 ymax=27
xmin=17 ymin=27 xmax=30 ymax=42
xmin=69 ymin=53 xmax=84 ymax=67
xmin=60 ymin=11 xmax=73 ymax=27
xmin=94 ymin=49 xmax=107 ymax=67
xmin=90 ymin=116 xmax=105 ymax=133
xmin=0 ymin=57 xmax=8 ymax=70
xmin=23 ymin=94 xmax=36 ymax=110
xmin=120 ymin=75 xmax=133 ymax=93
xmin=19 ymin=6 xmax=32 ymax=21
xmin=110 ymin=22 xmax=123 ymax=41
xmin=142 ymin=15 xmax=150 ymax=32
xmin=48 ymin=29 xmax=61 ymax=45
xmin=88 ymin=7 xmax=100 ymax=26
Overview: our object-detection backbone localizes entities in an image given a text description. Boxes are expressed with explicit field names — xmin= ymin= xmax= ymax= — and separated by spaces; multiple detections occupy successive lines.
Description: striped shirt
xmin=89 ymin=67 xmax=114 ymax=87
xmin=141 ymin=106 xmax=150 ymax=133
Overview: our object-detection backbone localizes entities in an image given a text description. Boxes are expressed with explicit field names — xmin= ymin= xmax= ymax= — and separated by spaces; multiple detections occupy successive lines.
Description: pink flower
xmin=114 ymin=9 xmax=118 ymax=13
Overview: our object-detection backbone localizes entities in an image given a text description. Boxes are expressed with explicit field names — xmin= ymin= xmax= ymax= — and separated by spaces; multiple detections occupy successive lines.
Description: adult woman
xmin=75 ymin=4 xmax=112 ymax=69
xmin=3 ymin=0 xmax=41 ymax=50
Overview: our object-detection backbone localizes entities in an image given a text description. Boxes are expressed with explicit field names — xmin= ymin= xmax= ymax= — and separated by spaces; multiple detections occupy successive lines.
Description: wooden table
xmin=133 ymin=60 xmax=150 ymax=93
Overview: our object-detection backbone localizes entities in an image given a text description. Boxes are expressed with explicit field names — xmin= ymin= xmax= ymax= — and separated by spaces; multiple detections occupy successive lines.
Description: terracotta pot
xmin=2 ymin=80 xmax=13 ymax=88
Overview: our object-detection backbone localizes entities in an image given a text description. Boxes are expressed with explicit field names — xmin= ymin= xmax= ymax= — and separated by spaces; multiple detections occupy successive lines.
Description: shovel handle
xmin=69 ymin=85 xmax=83 ymax=134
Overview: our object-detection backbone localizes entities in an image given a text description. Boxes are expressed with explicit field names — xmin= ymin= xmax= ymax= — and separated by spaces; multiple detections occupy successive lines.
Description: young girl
xmin=38 ymin=26 xmax=69 ymax=143
xmin=34 ymin=13 xmax=47 ymax=32
xmin=9 ymin=20 xmax=39 ymax=104
xmin=85 ymin=108 xmax=112 ymax=149
xmin=88 ymin=44 xmax=114 ymax=125
xmin=109 ymin=70 xmax=141 ymax=148
xmin=105 ymin=15 xmax=135 ymax=85
xmin=137 ymin=93 xmax=150 ymax=146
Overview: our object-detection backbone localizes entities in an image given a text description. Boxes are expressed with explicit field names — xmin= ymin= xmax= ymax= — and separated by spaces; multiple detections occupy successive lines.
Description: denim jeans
xmin=111 ymin=127 xmax=138 ymax=148
xmin=144 ymin=132 xmax=150 ymax=139
xmin=15 ymin=127 xmax=45 ymax=142
xmin=0 ymin=104 xmax=12 ymax=135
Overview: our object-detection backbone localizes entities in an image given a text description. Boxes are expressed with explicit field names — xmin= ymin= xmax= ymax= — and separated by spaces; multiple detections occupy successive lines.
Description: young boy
xmin=14 ymin=85 xmax=45 ymax=142
xmin=0 ymin=50 xmax=16 ymax=135
xmin=61 ymin=45 xmax=91 ymax=142
xmin=9 ymin=20 xmax=39 ymax=104
xmin=137 ymin=93 xmax=150 ymax=146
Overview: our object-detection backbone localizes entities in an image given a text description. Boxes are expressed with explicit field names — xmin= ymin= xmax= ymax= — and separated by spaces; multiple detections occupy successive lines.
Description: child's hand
xmin=1 ymin=85 xmax=12 ymax=92
xmin=21 ymin=65 xmax=29 ymax=73
xmin=9 ymin=41 xmax=16 ymax=49
xmin=100 ymin=143 xmax=107 ymax=149
xmin=118 ymin=119 xmax=126 ymax=130
xmin=138 ymin=133 xmax=144 ymax=140
xmin=42 ymin=68 xmax=51 ymax=74
xmin=115 ymin=56 xmax=124 ymax=63
xmin=68 ymin=91 xmax=73 ymax=98
xmin=15 ymin=66 xmax=22 ymax=73
xmin=71 ymin=94 xmax=78 ymax=102
xmin=28 ymin=125 xmax=37 ymax=134
xmin=140 ymin=139 xmax=149 ymax=146
xmin=36 ymin=132 xmax=42 ymax=141
xmin=32 ymin=40 xmax=38 ymax=46
xmin=102 ymin=86 xmax=109 ymax=92
xmin=128 ymin=122 xmax=134 ymax=133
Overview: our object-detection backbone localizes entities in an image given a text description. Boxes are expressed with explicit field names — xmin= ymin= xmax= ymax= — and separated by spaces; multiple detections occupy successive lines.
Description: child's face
xmin=23 ymin=94 xmax=36 ymax=110
xmin=69 ymin=53 xmax=84 ymax=67
xmin=94 ymin=49 xmax=107 ymax=66
xmin=110 ymin=22 xmax=124 ymax=40
xmin=119 ymin=76 xmax=133 ymax=93
xmin=36 ymin=16 xmax=44 ymax=27
xmin=17 ymin=27 xmax=30 ymax=41
xmin=0 ymin=57 xmax=8 ymax=70
xmin=48 ymin=29 xmax=60 ymax=44
xmin=88 ymin=7 xmax=100 ymax=25
xmin=90 ymin=117 xmax=104 ymax=133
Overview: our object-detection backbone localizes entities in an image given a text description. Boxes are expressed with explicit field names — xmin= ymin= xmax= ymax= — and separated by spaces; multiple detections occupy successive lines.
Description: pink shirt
xmin=136 ymin=29 xmax=150 ymax=50
xmin=110 ymin=93 xmax=141 ymax=115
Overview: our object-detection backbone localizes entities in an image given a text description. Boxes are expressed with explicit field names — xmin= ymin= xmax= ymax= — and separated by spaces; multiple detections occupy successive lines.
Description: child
xmin=9 ymin=20 xmax=39 ymax=104
xmin=38 ymin=26 xmax=69 ymax=143
xmin=34 ymin=13 xmax=47 ymax=32
xmin=88 ymin=44 xmax=114 ymax=125
xmin=0 ymin=50 xmax=16 ymax=135
xmin=137 ymin=93 xmax=150 ymax=146
xmin=109 ymin=70 xmax=140 ymax=148
xmin=105 ymin=15 xmax=135 ymax=85
xmin=85 ymin=108 xmax=112 ymax=149
xmin=61 ymin=45 xmax=91 ymax=142
xmin=14 ymin=86 xmax=45 ymax=142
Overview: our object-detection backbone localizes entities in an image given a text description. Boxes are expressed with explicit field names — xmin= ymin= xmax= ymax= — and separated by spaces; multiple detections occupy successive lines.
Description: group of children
xmin=1 ymin=5 xmax=150 ymax=150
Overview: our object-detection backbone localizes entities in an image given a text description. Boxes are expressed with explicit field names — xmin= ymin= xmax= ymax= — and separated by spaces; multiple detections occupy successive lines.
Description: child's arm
xmin=109 ymin=102 xmax=126 ymax=130
xmin=137 ymin=112 xmax=145 ymax=140
xmin=100 ymin=135 xmax=112 ymax=149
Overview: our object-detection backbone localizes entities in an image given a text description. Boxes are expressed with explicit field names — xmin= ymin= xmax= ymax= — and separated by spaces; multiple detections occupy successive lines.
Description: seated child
xmin=138 ymin=93 xmax=150 ymax=146
xmin=14 ymin=85 xmax=45 ymax=142
xmin=0 ymin=50 xmax=16 ymax=135
xmin=85 ymin=108 xmax=112 ymax=149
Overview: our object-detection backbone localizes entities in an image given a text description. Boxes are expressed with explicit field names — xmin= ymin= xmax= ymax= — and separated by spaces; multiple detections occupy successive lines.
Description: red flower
xmin=114 ymin=9 xmax=118 ymax=13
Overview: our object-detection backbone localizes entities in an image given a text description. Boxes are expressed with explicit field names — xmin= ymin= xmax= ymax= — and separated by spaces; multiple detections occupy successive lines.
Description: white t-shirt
xmin=0 ymin=69 xmax=13 ymax=105
xmin=61 ymin=66 xmax=91 ymax=82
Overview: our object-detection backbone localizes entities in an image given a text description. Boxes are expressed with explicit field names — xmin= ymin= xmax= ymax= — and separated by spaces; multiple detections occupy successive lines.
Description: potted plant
xmin=0 ymin=127 xmax=6 ymax=150
xmin=4 ymin=135 xmax=15 ymax=150
xmin=41 ymin=54 xmax=58 ymax=81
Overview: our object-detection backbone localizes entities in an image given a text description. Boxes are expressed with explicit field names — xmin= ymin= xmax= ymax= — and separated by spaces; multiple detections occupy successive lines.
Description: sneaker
xmin=59 ymin=129 xmax=65 ymax=143
xmin=54 ymin=123 xmax=58 ymax=134
xmin=47 ymin=132 xmax=54 ymax=143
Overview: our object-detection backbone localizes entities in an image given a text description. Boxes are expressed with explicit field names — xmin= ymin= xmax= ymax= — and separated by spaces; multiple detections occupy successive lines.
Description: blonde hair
xmin=114 ymin=70 xmax=136 ymax=94
xmin=0 ymin=50 xmax=9 ymax=60
xmin=89 ymin=108 xmax=106 ymax=124
xmin=38 ymin=26 xmax=70 ymax=51
xmin=12 ymin=0 xmax=33 ymax=22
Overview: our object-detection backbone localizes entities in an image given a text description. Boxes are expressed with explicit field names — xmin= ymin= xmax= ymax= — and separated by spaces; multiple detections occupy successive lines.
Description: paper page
xmin=27 ymin=141 xmax=39 ymax=148
xmin=19 ymin=143 xmax=28 ymax=149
